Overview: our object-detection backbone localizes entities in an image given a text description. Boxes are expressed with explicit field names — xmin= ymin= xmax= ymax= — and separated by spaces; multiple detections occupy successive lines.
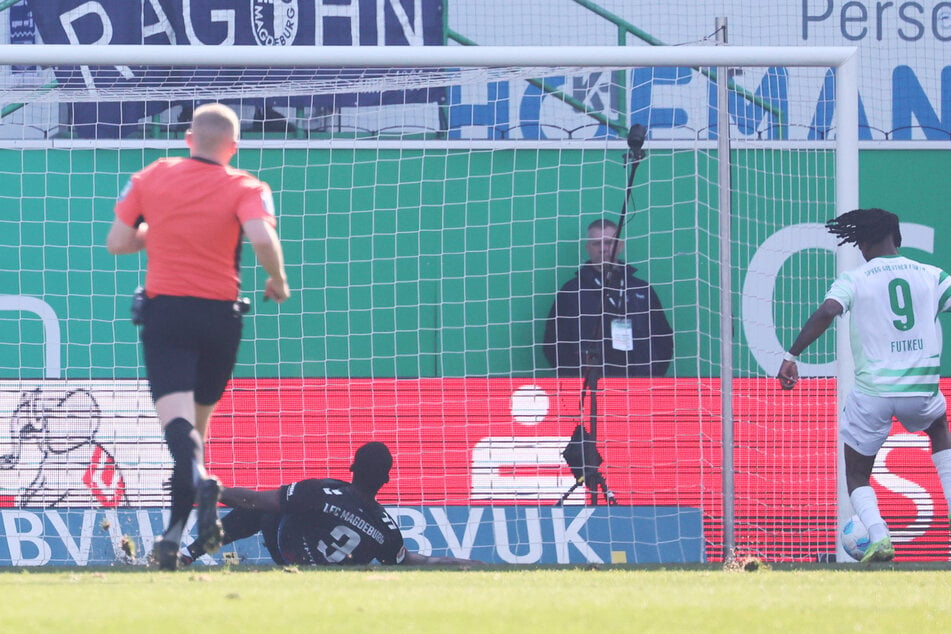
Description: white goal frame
xmin=0 ymin=43 xmax=859 ymax=563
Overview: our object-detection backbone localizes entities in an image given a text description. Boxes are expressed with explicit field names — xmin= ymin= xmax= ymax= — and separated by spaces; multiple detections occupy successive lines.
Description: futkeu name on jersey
xmin=890 ymin=338 xmax=924 ymax=353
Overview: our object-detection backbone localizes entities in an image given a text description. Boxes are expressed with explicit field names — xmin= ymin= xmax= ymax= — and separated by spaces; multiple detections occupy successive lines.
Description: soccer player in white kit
xmin=777 ymin=208 xmax=951 ymax=562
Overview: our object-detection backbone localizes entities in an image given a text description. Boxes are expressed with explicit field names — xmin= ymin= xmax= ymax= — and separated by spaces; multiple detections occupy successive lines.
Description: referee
xmin=106 ymin=103 xmax=290 ymax=570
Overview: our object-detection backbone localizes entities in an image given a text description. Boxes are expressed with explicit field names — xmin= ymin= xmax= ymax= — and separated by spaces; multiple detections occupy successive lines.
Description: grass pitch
xmin=1 ymin=564 xmax=949 ymax=633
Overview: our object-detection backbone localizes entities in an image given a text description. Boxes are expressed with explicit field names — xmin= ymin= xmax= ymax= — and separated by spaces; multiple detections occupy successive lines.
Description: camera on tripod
xmin=554 ymin=124 xmax=648 ymax=508
xmin=559 ymin=423 xmax=618 ymax=506
xmin=557 ymin=343 xmax=618 ymax=507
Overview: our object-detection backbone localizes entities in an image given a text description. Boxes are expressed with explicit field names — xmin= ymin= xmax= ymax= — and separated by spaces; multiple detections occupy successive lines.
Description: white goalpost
xmin=0 ymin=43 xmax=858 ymax=566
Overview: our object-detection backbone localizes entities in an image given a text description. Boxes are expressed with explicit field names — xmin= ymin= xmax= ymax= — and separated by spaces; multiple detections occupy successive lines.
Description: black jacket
xmin=543 ymin=262 xmax=673 ymax=377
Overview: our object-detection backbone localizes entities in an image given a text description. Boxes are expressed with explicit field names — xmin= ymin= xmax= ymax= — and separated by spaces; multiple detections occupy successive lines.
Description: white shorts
xmin=841 ymin=390 xmax=947 ymax=456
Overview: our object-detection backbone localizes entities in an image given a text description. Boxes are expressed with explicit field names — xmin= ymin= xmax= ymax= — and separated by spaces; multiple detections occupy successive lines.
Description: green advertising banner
xmin=1 ymin=147 xmax=948 ymax=380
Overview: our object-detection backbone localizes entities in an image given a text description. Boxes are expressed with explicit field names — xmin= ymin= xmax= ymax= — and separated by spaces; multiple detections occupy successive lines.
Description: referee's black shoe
xmin=152 ymin=537 xmax=180 ymax=571
xmin=196 ymin=476 xmax=224 ymax=554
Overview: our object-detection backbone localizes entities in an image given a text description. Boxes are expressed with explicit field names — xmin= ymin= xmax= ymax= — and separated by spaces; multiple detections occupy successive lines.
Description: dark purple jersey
xmin=275 ymin=478 xmax=405 ymax=566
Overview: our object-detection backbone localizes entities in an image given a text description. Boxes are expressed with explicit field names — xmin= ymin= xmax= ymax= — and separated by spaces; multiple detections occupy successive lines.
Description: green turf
xmin=0 ymin=565 xmax=949 ymax=633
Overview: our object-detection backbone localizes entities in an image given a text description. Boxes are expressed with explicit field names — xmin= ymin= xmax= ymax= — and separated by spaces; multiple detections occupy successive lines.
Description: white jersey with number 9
xmin=826 ymin=254 xmax=951 ymax=397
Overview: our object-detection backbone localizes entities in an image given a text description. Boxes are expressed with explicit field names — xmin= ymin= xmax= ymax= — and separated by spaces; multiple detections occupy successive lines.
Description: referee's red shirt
xmin=114 ymin=157 xmax=276 ymax=300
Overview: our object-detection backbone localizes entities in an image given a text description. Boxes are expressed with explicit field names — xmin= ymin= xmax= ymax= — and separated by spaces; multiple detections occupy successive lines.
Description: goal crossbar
xmin=0 ymin=44 xmax=857 ymax=69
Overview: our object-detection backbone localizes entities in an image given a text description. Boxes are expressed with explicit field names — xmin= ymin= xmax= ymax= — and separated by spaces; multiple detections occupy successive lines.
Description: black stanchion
xmin=556 ymin=125 xmax=647 ymax=507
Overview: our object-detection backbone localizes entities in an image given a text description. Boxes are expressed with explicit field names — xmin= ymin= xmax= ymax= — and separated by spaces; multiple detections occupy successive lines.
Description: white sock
xmin=932 ymin=449 xmax=951 ymax=515
xmin=850 ymin=485 xmax=889 ymax=542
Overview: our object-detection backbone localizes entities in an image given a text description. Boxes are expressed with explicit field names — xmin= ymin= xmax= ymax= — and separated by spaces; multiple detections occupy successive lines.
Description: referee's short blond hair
xmin=189 ymin=103 xmax=240 ymax=153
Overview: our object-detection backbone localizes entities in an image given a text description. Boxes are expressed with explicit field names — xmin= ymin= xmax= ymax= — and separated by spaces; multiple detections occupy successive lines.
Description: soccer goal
xmin=0 ymin=43 xmax=860 ymax=566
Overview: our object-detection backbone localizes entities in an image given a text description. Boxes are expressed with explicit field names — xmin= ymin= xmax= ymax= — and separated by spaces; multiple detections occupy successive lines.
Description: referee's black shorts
xmin=140 ymin=295 xmax=243 ymax=404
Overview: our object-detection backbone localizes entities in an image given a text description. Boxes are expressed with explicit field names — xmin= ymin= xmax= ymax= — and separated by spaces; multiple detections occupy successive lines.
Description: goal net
xmin=0 ymin=43 xmax=859 ymax=566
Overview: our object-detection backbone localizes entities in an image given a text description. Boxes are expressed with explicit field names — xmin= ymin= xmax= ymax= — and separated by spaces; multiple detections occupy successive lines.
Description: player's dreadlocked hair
xmin=825 ymin=208 xmax=902 ymax=248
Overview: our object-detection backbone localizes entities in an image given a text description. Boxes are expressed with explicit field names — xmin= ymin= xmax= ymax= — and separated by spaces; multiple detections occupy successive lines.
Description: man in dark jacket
xmin=543 ymin=219 xmax=673 ymax=377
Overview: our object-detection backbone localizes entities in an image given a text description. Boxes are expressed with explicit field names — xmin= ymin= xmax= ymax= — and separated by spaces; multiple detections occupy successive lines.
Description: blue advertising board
xmin=26 ymin=0 xmax=444 ymax=48
xmin=0 ymin=506 xmax=704 ymax=566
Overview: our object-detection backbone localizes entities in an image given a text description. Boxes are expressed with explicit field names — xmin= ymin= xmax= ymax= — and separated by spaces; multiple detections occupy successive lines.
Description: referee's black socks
xmin=163 ymin=417 xmax=205 ymax=543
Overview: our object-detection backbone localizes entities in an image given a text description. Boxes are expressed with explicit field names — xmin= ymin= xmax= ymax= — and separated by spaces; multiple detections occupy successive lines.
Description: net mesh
xmin=0 ymin=65 xmax=633 ymax=103
xmin=0 ymin=51 xmax=859 ymax=565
